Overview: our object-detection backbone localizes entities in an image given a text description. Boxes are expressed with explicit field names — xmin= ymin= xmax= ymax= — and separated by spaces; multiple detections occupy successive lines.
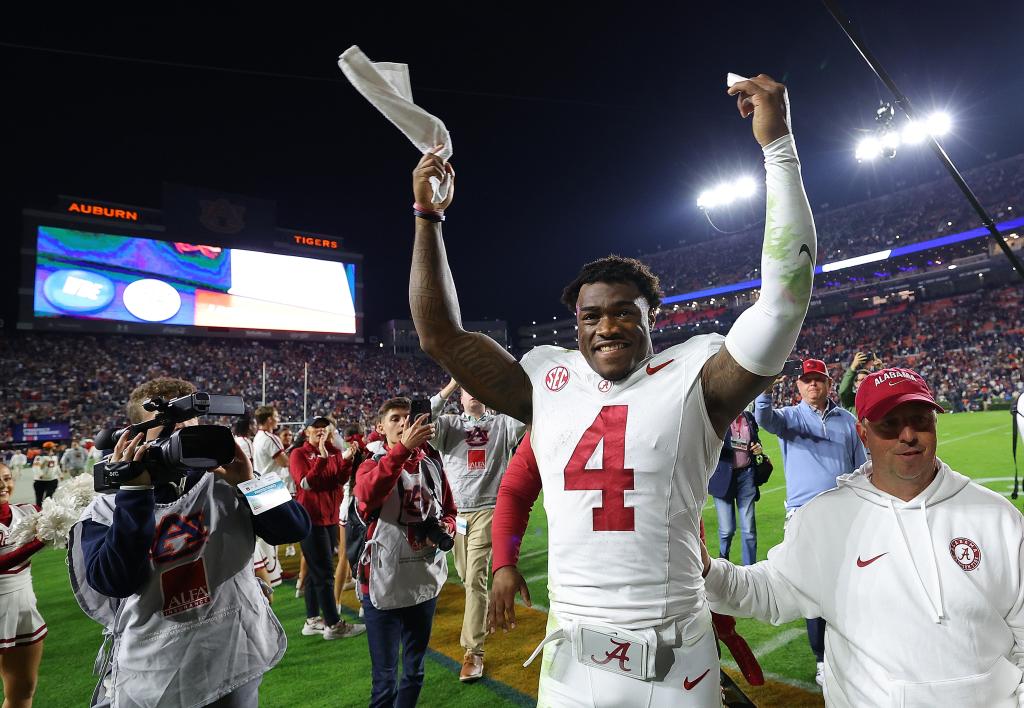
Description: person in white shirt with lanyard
xmin=429 ymin=377 xmax=525 ymax=682
xmin=409 ymin=72 xmax=817 ymax=707
xmin=253 ymin=405 xmax=293 ymax=493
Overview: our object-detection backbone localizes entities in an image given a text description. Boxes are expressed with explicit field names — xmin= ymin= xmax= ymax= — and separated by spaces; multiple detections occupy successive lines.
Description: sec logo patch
xmin=949 ymin=537 xmax=981 ymax=571
xmin=545 ymin=366 xmax=569 ymax=392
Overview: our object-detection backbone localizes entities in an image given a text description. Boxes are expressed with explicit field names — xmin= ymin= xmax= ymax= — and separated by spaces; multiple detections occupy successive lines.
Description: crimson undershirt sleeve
xmin=492 ymin=432 xmax=542 ymax=573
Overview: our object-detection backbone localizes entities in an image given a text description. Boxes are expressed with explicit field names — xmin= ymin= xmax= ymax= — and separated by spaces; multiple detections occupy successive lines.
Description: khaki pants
xmin=453 ymin=508 xmax=493 ymax=656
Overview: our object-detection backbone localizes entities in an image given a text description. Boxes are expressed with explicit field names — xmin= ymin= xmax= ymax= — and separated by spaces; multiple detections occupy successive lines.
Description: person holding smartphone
xmin=353 ymin=398 xmax=457 ymax=707
xmin=707 ymin=411 xmax=764 ymax=566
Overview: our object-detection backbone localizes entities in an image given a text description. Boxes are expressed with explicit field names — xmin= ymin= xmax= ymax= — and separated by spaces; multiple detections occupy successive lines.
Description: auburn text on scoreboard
xmin=66 ymin=201 xmax=140 ymax=222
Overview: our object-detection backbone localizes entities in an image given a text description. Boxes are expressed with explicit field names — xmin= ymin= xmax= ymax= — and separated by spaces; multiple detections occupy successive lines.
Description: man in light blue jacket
xmin=754 ymin=357 xmax=866 ymax=687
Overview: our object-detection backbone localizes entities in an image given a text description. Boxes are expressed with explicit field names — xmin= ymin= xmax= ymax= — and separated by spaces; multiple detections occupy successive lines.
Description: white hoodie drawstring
xmin=919 ymin=500 xmax=946 ymax=621
xmin=887 ymin=499 xmax=944 ymax=623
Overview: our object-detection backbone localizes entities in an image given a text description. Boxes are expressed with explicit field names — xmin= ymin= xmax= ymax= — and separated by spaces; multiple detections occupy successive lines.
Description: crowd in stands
xmin=0 ymin=336 xmax=447 ymax=443
xmin=3 ymin=282 xmax=1020 ymax=444
xmin=646 ymin=153 xmax=1024 ymax=297
xmin=769 ymin=285 xmax=1023 ymax=411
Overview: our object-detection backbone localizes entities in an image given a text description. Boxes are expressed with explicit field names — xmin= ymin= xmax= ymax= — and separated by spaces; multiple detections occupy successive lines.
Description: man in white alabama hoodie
xmin=702 ymin=367 xmax=1024 ymax=707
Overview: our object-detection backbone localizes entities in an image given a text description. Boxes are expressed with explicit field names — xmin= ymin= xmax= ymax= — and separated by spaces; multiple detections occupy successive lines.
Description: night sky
xmin=4 ymin=2 xmax=1023 ymax=336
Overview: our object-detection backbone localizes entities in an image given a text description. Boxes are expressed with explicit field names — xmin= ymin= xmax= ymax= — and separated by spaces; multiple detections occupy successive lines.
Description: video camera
xmin=94 ymin=392 xmax=246 ymax=493
xmin=411 ymin=517 xmax=454 ymax=552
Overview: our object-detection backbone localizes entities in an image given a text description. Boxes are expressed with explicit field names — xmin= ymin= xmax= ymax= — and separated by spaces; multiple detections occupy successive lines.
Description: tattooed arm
xmin=410 ymin=151 xmax=533 ymax=424
xmin=702 ymin=75 xmax=817 ymax=437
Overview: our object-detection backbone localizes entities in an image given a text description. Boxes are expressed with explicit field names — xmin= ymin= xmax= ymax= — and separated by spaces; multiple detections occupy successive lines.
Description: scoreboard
xmin=20 ymin=196 xmax=364 ymax=342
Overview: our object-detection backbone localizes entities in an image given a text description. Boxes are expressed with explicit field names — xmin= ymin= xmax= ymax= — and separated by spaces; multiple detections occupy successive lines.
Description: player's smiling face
xmin=576 ymin=281 xmax=655 ymax=382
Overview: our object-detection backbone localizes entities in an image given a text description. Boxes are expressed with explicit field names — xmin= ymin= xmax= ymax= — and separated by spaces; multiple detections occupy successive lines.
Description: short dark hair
xmin=560 ymin=255 xmax=663 ymax=315
xmin=377 ymin=397 xmax=411 ymax=422
xmin=127 ymin=377 xmax=196 ymax=424
xmin=855 ymin=369 xmax=871 ymax=379
xmin=232 ymin=417 xmax=254 ymax=436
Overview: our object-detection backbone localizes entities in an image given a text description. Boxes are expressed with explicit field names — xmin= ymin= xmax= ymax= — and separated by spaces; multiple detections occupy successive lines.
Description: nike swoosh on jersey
xmin=645 ymin=359 xmax=675 ymax=376
xmin=683 ymin=668 xmax=711 ymax=691
xmin=856 ymin=552 xmax=888 ymax=568
xmin=799 ymin=243 xmax=813 ymax=261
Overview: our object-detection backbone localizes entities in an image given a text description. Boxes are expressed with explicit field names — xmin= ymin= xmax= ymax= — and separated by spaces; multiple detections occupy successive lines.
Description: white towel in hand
xmin=338 ymin=45 xmax=452 ymax=204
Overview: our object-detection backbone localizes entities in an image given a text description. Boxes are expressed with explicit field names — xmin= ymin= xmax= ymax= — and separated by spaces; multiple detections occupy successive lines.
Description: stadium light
xmin=855 ymin=110 xmax=952 ymax=162
xmin=926 ymin=111 xmax=952 ymax=136
xmin=696 ymin=176 xmax=759 ymax=210
xmin=855 ymin=136 xmax=881 ymax=161
xmin=901 ymin=120 xmax=927 ymax=144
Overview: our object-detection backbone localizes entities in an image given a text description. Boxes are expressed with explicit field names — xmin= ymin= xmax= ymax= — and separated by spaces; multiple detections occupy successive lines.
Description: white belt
xmin=523 ymin=619 xmax=658 ymax=682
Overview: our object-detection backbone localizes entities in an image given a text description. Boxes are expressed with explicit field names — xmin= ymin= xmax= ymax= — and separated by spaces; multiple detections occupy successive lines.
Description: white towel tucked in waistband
xmin=338 ymin=45 xmax=452 ymax=204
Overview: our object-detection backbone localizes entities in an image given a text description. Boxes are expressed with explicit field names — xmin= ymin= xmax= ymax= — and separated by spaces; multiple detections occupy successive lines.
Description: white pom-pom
xmin=7 ymin=509 xmax=41 ymax=547
xmin=34 ymin=497 xmax=83 ymax=549
xmin=53 ymin=473 xmax=97 ymax=510
xmin=12 ymin=474 xmax=98 ymax=549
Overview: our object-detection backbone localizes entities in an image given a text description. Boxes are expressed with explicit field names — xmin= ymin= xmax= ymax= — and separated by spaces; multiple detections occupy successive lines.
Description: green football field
xmin=12 ymin=410 xmax=1018 ymax=707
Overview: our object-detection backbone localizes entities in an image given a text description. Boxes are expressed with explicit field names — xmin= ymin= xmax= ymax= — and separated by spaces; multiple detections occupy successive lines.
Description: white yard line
xmin=517 ymin=548 xmax=548 ymax=562
xmin=720 ymin=659 xmax=821 ymax=692
xmin=938 ymin=424 xmax=1008 ymax=447
xmin=749 ymin=627 xmax=804 ymax=658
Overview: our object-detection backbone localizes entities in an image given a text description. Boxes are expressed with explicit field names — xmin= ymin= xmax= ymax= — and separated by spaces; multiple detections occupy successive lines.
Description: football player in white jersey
xmin=408 ymin=74 xmax=816 ymax=707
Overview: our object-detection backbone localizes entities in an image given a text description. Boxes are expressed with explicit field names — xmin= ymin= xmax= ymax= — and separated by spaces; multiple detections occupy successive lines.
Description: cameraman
xmin=69 ymin=377 xmax=311 ymax=708
xmin=354 ymin=398 xmax=457 ymax=708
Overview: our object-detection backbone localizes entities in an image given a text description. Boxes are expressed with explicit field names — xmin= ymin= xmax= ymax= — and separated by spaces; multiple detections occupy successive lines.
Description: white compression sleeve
xmin=724 ymin=133 xmax=816 ymax=376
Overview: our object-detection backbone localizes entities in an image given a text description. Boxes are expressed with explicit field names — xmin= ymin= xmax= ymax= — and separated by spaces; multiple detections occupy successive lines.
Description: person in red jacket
xmin=354 ymin=397 xmax=457 ymax=708
xmin=289 ymin=416 xmax=365 ymax=640
xmin=0 ymin=463 xmax=47 ymax=707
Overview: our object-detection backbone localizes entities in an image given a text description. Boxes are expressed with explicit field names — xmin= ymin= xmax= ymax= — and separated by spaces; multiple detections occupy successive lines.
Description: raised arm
xmin=429 ymin=377 xmax=458 ymax=419
xmin=409 ymin=150 xmax=533 ymax=424
xmin=702 ymin=75 xmax=816 ymax=437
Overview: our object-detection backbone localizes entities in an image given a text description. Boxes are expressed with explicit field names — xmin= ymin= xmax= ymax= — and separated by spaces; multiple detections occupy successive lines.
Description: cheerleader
xmin=0 ymin=463 xmax=46 ymax=707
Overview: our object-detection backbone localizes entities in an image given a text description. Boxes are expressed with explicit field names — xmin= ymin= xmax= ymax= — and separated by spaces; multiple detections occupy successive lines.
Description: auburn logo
xmin=151 ymin=513 xmax=209 ymax=564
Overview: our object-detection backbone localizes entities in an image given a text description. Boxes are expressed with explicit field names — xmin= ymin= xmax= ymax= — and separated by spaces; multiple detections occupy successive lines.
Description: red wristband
xmin=413 ymin=202 xmax=444 ymax=215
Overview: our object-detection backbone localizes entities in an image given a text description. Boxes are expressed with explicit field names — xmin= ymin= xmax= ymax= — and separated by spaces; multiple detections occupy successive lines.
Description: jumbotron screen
xmin=33 ymin=226 xmax=358 ymax=334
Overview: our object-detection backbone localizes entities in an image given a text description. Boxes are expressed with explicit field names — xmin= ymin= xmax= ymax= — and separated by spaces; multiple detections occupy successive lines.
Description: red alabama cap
xmin=801 ymin=359 xmax=829 ymax=378
xmin=855 ymin=367 xmax=944 ymax=422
